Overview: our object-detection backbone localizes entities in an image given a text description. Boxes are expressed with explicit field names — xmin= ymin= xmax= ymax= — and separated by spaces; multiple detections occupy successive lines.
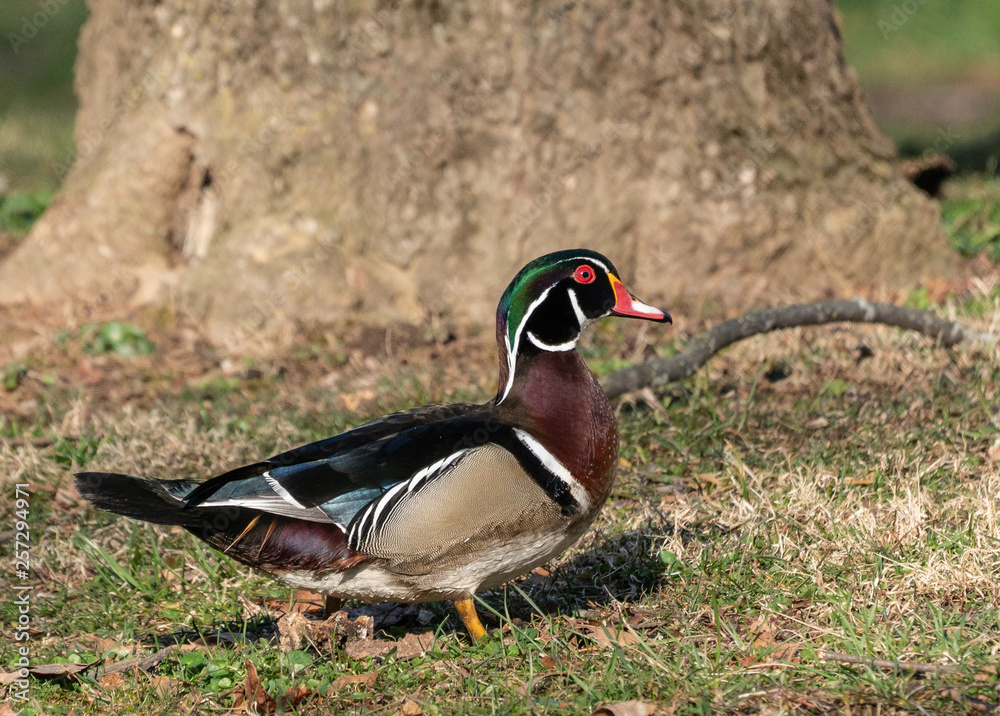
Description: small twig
xmin=818 ymin=649 xmax=960 ymax=675
xmin=92 ymin=645 xmax=177 ymax=679
xmin=0 ymin=434 xmax=99 ymax=448
xmin=1 ymin=436 xmax=55 ymax=448
xmin=601 ymin=298 xmax=995 ymax=399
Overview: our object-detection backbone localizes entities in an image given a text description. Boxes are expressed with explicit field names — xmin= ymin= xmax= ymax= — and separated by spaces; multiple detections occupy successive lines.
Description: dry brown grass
xmin=0 ymin=292 xmax=998 ymax=714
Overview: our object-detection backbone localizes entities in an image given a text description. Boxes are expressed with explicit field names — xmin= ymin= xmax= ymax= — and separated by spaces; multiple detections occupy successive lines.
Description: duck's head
xmin=496 ymin=249 xmax=671 ymax=403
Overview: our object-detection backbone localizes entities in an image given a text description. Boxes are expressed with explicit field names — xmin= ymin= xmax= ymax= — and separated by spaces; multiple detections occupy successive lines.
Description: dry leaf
xmin=591 ymin=701 xmax=656 ymax=716
xmin=98 ymin=672 xmax=125 ymax=689
xmin=581 ymin=623 xmax=639 ymax=649
xmin=279 ymin=610 xmax=380 ymax=652
xmin=283 ymin=683 xmax=310 ymax=707
xmin=974 ymin=665 xmax=998 ymax=682
xmin=988 ymin=438 xmax=1000 ymax=463
xmin=805 ymin=417 xmax=829 ymax=430
xmin=394 ymin=632 xmax=435 ymax=660
xmin=263 ymin=608 xmax=420 ymax=658
xmin=695 ymin=472 xmax=720 ymax=487
xmin=0 ymin=670 xmax=23 ymax=686
xmin=54 ymin=487 xmax=79 ymax=511
xmin=92 ymin=636 xmax=122 ymax=654
xmin=344 ymin=638 xmax=394 ymax=660
xmin=639 ymin=387 xmax=666 ymax=415
xmin=539 ymin=655 xmax=558 ymax=670
xmin=0 ymin=704 xmax=18 ymax=716
xmin=234 ymin=659 xmax=273 ymax=714
xmin=239 ymin=594 xmax=266 ymax=618
xmin=149 ymin=674 xmax=178 ymax=697
xmin=771 ymin=642 xmax=804 ymax=662
xmin=343 ymin=631 xmax=434 ymax=661
xmin=752 ymin=629 xmax=776 ymax=649
xmin=339 ymin=388 xmax=376 ymax=412
xmin=394 ymin=700 xmax=422 ymax=716
xmin=331 ymin=670 xmax=378 ymax=690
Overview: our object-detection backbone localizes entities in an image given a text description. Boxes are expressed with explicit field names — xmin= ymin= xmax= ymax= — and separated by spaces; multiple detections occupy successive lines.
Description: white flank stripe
xmin=353 ymin=449 xmax=473 ymax=545
xmin=355 ymin=502 xmax=378 ymax=544
xmin=265 ymin=472 xmax=309 ymax=509
xmin=369 ymin=480 xmax=409 ymax=530
xmin=408 ymin=449 xmax=468 ymax=493
xmin=513 ymin=428 xmax=591 ymax=512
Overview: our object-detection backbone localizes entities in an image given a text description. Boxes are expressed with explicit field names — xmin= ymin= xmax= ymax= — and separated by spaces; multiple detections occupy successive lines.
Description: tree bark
xmin=0 ymin=0 xmax=961 ymax=344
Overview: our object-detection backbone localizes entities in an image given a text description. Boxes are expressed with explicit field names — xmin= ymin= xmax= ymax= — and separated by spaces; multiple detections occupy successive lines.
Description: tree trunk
xmin=0 ymin=0 xmax=960 ymax=344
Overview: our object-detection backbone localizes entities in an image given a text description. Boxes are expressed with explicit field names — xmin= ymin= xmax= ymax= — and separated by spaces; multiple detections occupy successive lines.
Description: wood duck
xmin=76 ymin=249 xmax=670 ymax=640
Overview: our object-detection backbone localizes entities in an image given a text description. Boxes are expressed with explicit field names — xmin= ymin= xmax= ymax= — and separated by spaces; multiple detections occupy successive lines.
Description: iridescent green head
xmin=496 ymin=249 xmax=670 ymax=402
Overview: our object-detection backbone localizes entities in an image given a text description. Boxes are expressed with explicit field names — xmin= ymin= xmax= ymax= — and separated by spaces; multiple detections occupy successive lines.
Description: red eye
xmin=574 ymin=265 xmax=596 ymax=284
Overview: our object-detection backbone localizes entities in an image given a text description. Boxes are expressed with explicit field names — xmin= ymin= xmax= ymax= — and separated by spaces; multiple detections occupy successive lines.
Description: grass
xmin=1 ymin=286 xmax=998 ymax=714
xmin=0 ymin=0 xmax=85 ymax=193
xmin=836 ymin=0 xmax=1000 ymax=87
xmin=942 ymin=176 xmax=1000 ymax=261
xmin=835 ymin=0 xmax=1000 ymax=163
xmin=0 ymin=3 xmax=998 ymax=711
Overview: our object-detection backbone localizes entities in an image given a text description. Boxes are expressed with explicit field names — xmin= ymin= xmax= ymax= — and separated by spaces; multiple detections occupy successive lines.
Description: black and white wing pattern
xmin=174 ymin=401 xmax=592 ymax=567
xmin=179 ymin=403 xmax=500 ymax=528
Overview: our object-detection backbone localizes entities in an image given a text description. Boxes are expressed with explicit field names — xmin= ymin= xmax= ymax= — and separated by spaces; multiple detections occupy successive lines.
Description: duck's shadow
xmin=148 ymin=518 xmax=713 ymax=647
xmin=484 ymin=518 xmax=706 ymax=624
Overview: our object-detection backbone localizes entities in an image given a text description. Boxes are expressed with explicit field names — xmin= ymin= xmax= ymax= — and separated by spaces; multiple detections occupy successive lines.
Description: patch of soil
xmin=0 ymin=231 xmax=19 ymax=262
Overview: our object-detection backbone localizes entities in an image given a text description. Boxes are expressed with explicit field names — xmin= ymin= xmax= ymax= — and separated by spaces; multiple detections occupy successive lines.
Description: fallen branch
xmin=818 ymin=649 xmax=959 ymax=675
xmin=92 ymin=645 xmax=178 ymax=679
xmin=601 ymin=298 xmax=995 ymax=400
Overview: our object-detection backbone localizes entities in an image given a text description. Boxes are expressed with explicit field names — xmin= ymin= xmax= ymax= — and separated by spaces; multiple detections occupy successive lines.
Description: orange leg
xmin=453 ymin=595 xmax=487 ymax=641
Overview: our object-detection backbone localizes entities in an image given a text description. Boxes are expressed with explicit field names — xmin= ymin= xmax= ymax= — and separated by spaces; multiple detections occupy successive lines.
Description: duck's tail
xmin=74 ymin=472 xmax=200 ymax=526
xmin=74 ymin=472 xmax=366 ymax=574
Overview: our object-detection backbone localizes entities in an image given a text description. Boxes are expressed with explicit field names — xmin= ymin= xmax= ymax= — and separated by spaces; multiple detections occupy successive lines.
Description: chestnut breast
xmin=497 ymin=350 xmax=619 ymax=509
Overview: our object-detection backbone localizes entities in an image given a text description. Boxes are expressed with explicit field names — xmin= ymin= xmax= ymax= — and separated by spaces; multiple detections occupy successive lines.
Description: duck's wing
xmin=180 ymin=402 xmax=503 ymax=526
xmin=75 ymin=402 xmax=589 ymax=579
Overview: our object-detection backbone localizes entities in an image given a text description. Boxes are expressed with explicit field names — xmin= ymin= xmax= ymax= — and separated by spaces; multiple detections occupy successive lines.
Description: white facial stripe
xmin=527 ymin=331 xmax=578 ymax=352
xmin=565 ymin=255 xmax=609 ymax=273
xmin=265 ymin=473 xmax=308 ymax=509
xmin=500 ymin=284 xmax=555 ymax=403
xmin=498 ymin=255 xmax=612 ymax=404
xmin=567 ymin=287 xmax=587 ymax=329
xmin=513 ymin=428 xmax=591 ymax=512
